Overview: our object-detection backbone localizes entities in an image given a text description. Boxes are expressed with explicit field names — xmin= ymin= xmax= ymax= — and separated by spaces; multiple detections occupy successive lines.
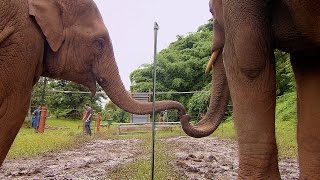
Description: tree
xmin=30 ymin=79 xmax=105 ymax=118
xmin=103 ymin=101 xmax=129 ymax=123
xmin=31 ymin=77 xmax=47 ymax=109
xmin=275 ymin=50 xmax=295 ymax=96
xmin=187 ymin=83 xmax=211 ymax=119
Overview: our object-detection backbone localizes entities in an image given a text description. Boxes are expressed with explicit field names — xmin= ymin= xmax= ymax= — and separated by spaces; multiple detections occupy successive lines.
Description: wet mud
xmin=164 ymin=136 xmax=299 ymax=180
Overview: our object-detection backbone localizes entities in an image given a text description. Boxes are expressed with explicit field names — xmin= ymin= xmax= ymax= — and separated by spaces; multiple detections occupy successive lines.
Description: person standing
xmin=84 ymin=103 xmax=93 ymax=135
xmin=31 ymin=105 xmax=41 ymax=133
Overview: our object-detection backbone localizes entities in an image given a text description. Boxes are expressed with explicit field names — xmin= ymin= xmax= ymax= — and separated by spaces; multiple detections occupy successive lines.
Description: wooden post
xmin=38 ymin=106 xmax=47 ymax=133
xmin=96 ymin=113 xmax=101 ymax=132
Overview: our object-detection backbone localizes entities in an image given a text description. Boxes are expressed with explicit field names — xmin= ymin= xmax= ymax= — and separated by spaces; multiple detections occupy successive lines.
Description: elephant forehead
xmin=73 ymin=20 xmax=107 ymax=36
xmin=62 ymin=0 xmax=102 ymax=24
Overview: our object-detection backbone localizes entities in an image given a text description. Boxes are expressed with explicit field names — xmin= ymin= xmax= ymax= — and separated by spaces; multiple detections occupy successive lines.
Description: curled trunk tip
xmin=179 ymin=49 xmax=229 ymax=138
xmin=180 ymin=114 xmax=221 ymax=138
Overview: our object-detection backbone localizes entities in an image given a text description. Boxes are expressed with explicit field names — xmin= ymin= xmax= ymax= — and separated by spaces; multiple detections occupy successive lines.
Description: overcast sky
xmin=94 ymin=0 xmax=212 ymax=90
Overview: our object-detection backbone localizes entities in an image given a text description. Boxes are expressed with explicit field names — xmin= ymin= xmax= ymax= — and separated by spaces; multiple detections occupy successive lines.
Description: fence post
xmin=96 ymin=113 xmax=101 ymax=132
xmin=38 ymin=106 xmax=47 ymax=133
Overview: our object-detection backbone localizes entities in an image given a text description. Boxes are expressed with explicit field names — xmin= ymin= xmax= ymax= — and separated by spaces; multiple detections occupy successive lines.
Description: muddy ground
xmin=164 ymin=136 xmax=299 ymax=180
xmin=0 ymin=139 xmax=142 ymax=180
xmin=0 ymin=136 xmax=299 ymax=179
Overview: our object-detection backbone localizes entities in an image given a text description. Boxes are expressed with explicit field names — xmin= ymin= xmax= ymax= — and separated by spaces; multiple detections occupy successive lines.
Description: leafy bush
xmin=187 ymin=91 xmax=210 ymax=119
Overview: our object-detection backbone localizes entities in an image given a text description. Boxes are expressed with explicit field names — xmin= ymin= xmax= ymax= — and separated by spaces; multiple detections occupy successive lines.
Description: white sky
xmin=94 ymin=0 xmax=212 ymax=91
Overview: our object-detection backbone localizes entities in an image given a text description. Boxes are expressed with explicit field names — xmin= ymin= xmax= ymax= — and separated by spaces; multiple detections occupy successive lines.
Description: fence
xmin=115 ymin=122 xmax=182 ymax=135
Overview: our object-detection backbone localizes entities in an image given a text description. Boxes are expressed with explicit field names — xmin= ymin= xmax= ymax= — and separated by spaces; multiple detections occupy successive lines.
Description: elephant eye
xmin=94 ymin=38 xmax=105 ymax=50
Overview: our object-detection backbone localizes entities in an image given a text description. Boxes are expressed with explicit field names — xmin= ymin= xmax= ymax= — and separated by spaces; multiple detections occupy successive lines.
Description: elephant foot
xmin=237 ymin=141 xmax=281 ymax=179
xmin=238 ymin=153 xmax=281 ymax=180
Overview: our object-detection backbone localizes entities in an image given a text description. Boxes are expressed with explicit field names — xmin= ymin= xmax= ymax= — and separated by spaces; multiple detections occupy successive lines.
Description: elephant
xmin=180 ymin=0 xmax=320 ymax=179
xmin=0 ymin=0 xmax=186 ymax=165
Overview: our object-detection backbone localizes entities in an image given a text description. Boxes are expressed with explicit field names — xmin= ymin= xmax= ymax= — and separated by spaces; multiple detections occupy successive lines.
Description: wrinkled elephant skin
xmin=0 ymin=0 xmax=186 ymax=165
xmin=181 ymin=0 xmax=320 ymax=179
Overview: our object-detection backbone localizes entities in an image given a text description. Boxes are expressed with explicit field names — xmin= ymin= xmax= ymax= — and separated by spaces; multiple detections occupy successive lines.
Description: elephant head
xmin=180 ymin=0 xmax=230 ymax=138
xmin=28 ymin=0 xmax=187 ymax=116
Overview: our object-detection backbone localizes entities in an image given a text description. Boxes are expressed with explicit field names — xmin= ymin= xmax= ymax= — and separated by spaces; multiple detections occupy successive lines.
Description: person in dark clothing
xmin=84 ymin=103 xmax=93 ymax=135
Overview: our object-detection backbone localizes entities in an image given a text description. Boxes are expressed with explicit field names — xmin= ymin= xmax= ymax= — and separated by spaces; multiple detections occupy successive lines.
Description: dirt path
xmin=164 ymin=136 xmax=299 ymax=180
xmin=0 ymin=139 xmax=142 ymax=180
xmin=0 ymin=136 xmax=299 ymax=179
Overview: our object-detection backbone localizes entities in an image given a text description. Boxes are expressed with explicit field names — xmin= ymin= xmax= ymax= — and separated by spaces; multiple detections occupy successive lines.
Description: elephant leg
xmin=291 ymin=50 xmax=320 ymax=179
xmin=0 ymin=93 xmax=31 ymax=164
xmin=222 ymin=1 xmax=279 ymax=179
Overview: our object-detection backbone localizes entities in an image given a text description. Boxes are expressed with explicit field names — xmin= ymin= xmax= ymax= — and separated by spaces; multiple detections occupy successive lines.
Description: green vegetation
xmin=275 ymin=120 xmax=297 ymax=157
xmin=130 ymin=20 xmax=214 ymax=118
xmin=107 ymin=133 xmax=180 ymax=180
xmin=31 ymin=79 xmax=105 ymax=117
xmin=276 ymin=92 xmax=297 ymax=122
xmin=103 ymin=101 xmax=130 ymax=123
xmin=212 ymin=120 xmax=236 ymax=140
xmin=275 ymin=92 xmax=297 ymax=157
xmin=8 ymin=118 xmax=88 ymax=159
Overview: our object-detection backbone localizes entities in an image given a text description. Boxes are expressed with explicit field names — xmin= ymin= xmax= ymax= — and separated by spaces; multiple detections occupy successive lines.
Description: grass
xmin=275 ymin=92 xmax=297 ymax=157
xmin=212 ymin=119 xmax=236 ymax=139
xmin=102 ymin=127 xmax=183 ymax=179
xmin=275 ymin=120 xmax=297 ymax=157
xmin=7 ymin=118 xmax=89 ymax=159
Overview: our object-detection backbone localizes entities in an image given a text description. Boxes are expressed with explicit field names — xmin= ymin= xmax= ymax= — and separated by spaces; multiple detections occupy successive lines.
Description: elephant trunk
xmin=94 ymin=38 xmax=186 ymax=116
xmin=180 ymin=50 xmax=230 ymax=138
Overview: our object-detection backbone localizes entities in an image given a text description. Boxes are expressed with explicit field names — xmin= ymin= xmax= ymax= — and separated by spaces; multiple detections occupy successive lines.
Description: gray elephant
xmin=181 ymin=0 xmax=320 ymax=179
xmin=0 ymin=0 xmax=186 ymax=165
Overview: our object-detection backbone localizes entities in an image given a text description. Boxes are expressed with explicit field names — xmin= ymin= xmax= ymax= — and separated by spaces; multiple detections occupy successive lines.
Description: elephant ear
xmin=28 ymin=0 xmax=64 ymax=52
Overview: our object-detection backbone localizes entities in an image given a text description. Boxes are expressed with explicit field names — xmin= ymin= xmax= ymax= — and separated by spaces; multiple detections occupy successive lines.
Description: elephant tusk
xmin=205 ymin=50 xmax=220 ymax=74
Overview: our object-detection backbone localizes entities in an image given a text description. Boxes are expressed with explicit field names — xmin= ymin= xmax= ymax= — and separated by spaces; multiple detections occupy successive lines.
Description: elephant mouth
xmin=79 ymin=73 xmax=97 ymax=96
xmin=97 ymin=77 xmax=106 ymax=87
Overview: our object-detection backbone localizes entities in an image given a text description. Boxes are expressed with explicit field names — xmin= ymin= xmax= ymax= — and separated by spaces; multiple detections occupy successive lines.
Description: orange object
xmin=82 ymin=111 xmax=87 ymax=134
xmin=38 ymin=106 xmax=47 ymax=133
xmin=96 ymin=113 xmax=101 ymax=132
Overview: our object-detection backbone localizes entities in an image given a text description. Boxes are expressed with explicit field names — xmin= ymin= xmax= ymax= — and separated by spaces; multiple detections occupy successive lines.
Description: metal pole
xmin=151 ymin=22 xmax=159 ymax=180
